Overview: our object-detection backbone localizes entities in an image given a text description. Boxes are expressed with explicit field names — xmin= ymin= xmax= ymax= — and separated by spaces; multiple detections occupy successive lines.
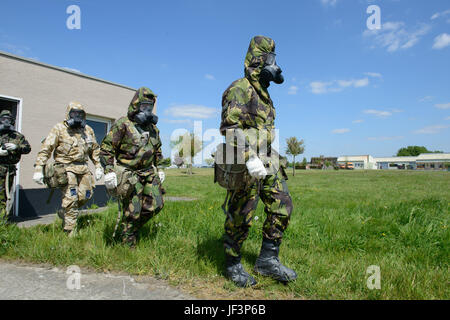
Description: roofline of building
xmin=0 ymin=50 xmax=137 ymax=92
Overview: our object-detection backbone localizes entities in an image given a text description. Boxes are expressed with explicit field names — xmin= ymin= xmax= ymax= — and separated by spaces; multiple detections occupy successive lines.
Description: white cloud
xmin=367 ymin=136 xmax=404 ymax=141
xmin=419 ymin=96 xmax=434 ymax=102
xmin=288 ymin=85 xmax=299 ymax=95
xmin=352 ymin=119 xmax=364 ymax=124
xmin=414 ymin=124 xmax=450 ymax=134
xmin=445 ymin=116 xmax=450 ymax=121
xmin=165 ymin=104 xmax=218 ymax=119
xmin=332 ymin=128 xmax=350 ymax=134
xmin=431 ymin=10 xmax=450 ymax=20
xmin=364 ymin=72 xmax=383 ymax=78
xmin=204 ymin=74 xmax=215 ymax=80
xmin=363 ymin=21 xmax=431 ymax=52
xmin=320 ymin=0 xmax=338 ymax=6
xmin=432 ymin=33 xmax=450 ymax=49
xmin=309 ymin=77 xmax=369 ymax=94
xmin=435 ymin=103 xmax=450 ymax=109
xmin=364 ymin=109 xmax=393 ymax=117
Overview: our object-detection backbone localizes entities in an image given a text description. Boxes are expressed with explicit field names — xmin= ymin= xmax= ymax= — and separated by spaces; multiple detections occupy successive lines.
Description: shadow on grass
xmin=196 ymin=236 xmax=225 ymax=275
xmin=102 ymin=217 xmax=161 ymax=247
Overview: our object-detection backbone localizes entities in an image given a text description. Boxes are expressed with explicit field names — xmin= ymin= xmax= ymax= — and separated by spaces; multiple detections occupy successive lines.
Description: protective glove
xmin=0 ymin=148 xmax=8 ymax=156
xmin=33 ymin=172 xmax=44 ymax=185
xmin=4 ymin=143 xmax=18 ymax=151
xmin=95 ymin=168 xmax=103 ymax=181
xmin=246 ymin=155 xmax=268 ymax=179
xmin=104 ymin=172 xmax=117 ymax=190
xmin=158 ymin=170 xmax=165 ymax=184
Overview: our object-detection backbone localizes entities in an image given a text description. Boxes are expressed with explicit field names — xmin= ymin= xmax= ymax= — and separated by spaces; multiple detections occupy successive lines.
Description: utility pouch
xmin=115 ymin=165 xmax=137 ymax=198
xmin=44 ymin=163 xmax=68 ymax=189
xmin=214 ymin=143 xmax=255 ymax=191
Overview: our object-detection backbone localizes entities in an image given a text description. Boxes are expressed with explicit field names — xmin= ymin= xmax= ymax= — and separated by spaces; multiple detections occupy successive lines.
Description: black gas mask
xmin=0 ymin=116 xmax=14 ymax=132
xmin=259 ymin=52 xmax=284 ymax=88
xmin=67 ymin=109 xmax=86 ymax=129
xmin=134 ymin=101 xmax=158 ymax=126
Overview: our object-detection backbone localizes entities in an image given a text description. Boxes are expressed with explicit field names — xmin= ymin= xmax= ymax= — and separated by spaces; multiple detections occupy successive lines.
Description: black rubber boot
xmin=225 ymin=254 xmax=257 ymax=288
xmin=254 ymin=238 xmax=297 ymax=282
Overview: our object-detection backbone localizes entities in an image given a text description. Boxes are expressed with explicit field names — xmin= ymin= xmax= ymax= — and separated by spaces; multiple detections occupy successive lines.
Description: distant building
xmin=374 ymin=156 xmax=417 ymax=170
xmin=337 ymin=155 xmax=376 ymax=169
xmin=337 ymin=153 xmax=450 ymax=170
xmin=416 ymin=153 xmax=450 ymax=170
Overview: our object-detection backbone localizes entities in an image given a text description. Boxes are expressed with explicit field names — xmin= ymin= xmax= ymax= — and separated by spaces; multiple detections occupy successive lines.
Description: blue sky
xmin=0 ymin=0 xmax=449 ymax=162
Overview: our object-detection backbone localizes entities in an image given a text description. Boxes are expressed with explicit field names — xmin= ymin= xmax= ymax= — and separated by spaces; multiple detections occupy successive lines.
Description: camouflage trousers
xmin=119 ymin=173 xmax=164 ymax=246
xmin=223 ymin=167 xmax=293 ymax=257
xmin=60 ymin=171 xmax=94 ymax=231
xmin=0 ymin=167 xmax=15 ymax=220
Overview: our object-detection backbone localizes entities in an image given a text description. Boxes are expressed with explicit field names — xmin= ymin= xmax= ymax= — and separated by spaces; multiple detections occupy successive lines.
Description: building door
xmin=0 ymin=95 xmax=22 ymax=217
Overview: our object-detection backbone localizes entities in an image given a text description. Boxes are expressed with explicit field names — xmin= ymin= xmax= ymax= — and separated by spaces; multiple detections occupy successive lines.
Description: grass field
xmin=1 ymin=169 xmax=449 ymax=299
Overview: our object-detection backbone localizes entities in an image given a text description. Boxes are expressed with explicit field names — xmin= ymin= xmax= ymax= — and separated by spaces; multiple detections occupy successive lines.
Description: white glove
xmin=4 ymin=143 xmax=17 ymax=151
xmin=104 ymin=172 xmax=117 ymax=190
xmin=33 ymin=172 xmax=44 ymax=185
xmin=246 ymin=155 xmax=267 ymax=179
xmin=158 ymin=171 xmax=165 ymax=184
xmin=95 ymin=168 xmax=103 ymax=181
xmin=0 ymin=148 xmax=8 ymax=156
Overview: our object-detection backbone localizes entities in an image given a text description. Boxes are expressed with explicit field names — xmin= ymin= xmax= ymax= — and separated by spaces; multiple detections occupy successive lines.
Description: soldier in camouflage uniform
xmin=219 ymin=36 xmax=297 ymax=287
xmin=0 ymin=110 xmax=31 ymax=221
xmin=33 ymin=102 xmax=103 ymax=236
xmin=100 ymin=87 xmax=165 ymax=248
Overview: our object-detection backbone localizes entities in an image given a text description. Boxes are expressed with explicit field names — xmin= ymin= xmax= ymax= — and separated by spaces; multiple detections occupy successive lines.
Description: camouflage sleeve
xmin=154 ymin=127 xmax=163 ymax=166
xmin=11 ymin=132 xmax=31 ymax=155
xmin=87 ymin=126 xmax=102 ymax=170
xmin=34 ymin=125 xmax=59 ymax=172
xmin=18 ymin=134 xmax=32 ymax=155
xmin=99 ymin=120 xmax=124 ymax=174
xmin=220 ymin=86 xmax=257 ymax=161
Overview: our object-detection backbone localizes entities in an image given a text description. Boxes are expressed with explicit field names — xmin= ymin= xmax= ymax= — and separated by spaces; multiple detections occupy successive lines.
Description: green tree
xmin=204 ymin=158 xmax=215 ymax=167
xmin=396 ymin=146 xmax=443 ymax=157
xmin=159 ymin=157 xmax=171 ymax=168
xmin=302 ymin=157 xmax=307 ymax=166
xmin=286 ymin=137 xmax=305 ymax=176
xmin=171 ymin=132 xmax=203 ymax=175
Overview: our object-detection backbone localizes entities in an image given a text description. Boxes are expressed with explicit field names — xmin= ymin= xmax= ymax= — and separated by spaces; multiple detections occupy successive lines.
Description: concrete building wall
xmin=0 ymin=52 xmax=137 ymax=216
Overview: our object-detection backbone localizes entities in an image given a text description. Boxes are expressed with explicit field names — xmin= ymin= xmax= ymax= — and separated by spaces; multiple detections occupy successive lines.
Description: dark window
xmin=86 ymin=119 xmax=110 ymax=144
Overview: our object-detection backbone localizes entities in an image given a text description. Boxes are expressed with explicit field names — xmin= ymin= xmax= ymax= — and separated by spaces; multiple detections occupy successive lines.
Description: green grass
xmin=1 ymin=169 xmax=449 ymax=299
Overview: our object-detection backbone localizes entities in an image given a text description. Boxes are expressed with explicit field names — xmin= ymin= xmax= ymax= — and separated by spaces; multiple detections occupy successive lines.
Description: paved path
xmin=0 ymin=261 xmax=194 ymax=300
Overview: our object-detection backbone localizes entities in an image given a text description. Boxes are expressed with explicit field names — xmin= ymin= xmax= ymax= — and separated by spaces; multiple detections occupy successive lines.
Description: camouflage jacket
xmin=34 ymin=103 xmax=101 ymax=175
xmin=100 ymin=87 xmax=163 ymax=175
xmin=0 ymin=130 xmax=31 ymax=166
xmin=220 ymin=36 xmax=277 ymax=161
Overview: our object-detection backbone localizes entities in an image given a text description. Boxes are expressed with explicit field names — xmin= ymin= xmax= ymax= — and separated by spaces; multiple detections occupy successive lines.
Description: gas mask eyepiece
xmin=259 ymin=52 xmax=284 ymax=88
xmin=135 ymin=101 xmax=158 ymax=126
xmin=67 ymin=109 xmax=86 ymax=129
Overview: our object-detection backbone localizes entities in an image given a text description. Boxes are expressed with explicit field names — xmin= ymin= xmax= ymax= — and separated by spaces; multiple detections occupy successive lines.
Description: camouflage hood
xmin=65 ymin=102 xmax=86 ymax=122
xmin=244 ymin=36 xmax=276 ymax=103
xmin=127 ymin=87 xmax=158 ymax=121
